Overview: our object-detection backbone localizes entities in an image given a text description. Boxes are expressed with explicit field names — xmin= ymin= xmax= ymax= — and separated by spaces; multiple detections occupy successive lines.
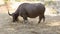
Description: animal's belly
xmin=28 ymin=13 xmax=39 ymax=18
xmin=28 ymin=15 xmax=38 ymax=18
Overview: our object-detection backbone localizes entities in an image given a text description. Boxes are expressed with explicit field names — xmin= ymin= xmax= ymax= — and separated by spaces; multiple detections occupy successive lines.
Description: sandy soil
xmin=0 ymin=6 xmax=60 ymax=34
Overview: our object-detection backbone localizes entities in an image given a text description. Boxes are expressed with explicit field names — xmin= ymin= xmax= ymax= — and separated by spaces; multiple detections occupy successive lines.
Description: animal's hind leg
xmin=38 ymin=15 xmax=43 ymax=24
xmin=42 ymin=15 xmax=45 ymax=23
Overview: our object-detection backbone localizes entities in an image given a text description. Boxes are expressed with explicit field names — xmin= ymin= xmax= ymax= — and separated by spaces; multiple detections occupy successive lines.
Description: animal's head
xmin=8 ymin=11 xmax=18 ymax=22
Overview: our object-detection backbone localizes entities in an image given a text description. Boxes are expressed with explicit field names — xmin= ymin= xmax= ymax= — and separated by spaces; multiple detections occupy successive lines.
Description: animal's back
xmin=20 ymin=3 xmax=45 ymax=18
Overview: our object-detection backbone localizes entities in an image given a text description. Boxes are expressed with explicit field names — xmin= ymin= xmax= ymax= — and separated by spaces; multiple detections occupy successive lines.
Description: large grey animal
xmin=8 ymin=3 xmax=45 ymax=24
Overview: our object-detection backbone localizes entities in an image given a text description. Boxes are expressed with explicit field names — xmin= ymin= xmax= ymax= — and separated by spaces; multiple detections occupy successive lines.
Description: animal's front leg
xmin=23 ymin=16 xmax=28 ymax=24
xmin=22 ymin=13 xmax=28 ymax=24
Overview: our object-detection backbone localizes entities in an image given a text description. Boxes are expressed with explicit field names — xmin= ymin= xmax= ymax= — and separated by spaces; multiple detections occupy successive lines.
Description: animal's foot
xmin=23 ymin=20 xmax=28 ymax=24
xmin=23 ymin=20 xmax=30 ymax=24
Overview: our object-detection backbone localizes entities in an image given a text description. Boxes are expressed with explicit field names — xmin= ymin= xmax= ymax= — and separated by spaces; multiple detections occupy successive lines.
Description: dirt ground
xmin=0 ymin=6 xmax=60 ymax=34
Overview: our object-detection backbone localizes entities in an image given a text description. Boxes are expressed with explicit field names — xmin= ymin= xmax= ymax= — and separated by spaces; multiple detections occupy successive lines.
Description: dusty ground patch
xmin=0 ymin=13 xmax=60 ymax=34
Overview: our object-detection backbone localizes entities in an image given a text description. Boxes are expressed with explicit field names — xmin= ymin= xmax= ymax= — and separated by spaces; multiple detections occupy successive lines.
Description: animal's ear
xmin=8 ymin=11 xmax=12 ymax=16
